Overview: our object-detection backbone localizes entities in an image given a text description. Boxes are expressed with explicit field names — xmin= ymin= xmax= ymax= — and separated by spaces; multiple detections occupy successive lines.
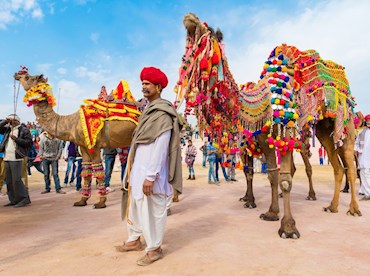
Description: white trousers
xmin=359 ymin=169 xmax=370 ymax=197
xmin=126 ymin=193 xmax=168 ymax=252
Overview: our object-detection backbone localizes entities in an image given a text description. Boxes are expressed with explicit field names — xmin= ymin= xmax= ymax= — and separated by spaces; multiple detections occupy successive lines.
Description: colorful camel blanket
xmin=284 ymin=47 xmax=356 ymax=146
xmin=79 ymin=100 xmax=140 ymax=151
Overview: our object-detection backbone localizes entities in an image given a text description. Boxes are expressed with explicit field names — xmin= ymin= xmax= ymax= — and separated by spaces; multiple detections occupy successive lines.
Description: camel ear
xmin=37 ymin=74 xmax=48 ymax=83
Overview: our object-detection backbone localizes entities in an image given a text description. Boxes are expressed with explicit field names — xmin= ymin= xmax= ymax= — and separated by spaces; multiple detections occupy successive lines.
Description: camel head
xmin=183 ymin=13 xmax=206 ymax=39
xmin=14 ymin=67 xmax=55 ymax=107
xmin=176 ymin=14 xmax=225 ymax=99
xmin=14 ymin=70 xmax=48 ymax=92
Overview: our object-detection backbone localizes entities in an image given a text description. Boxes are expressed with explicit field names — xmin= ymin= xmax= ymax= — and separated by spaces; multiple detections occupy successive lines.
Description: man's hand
xmin=142 ymin=179 xmax=154 ymax=196
xmin=10 ymin=135 xmax=17 ymax=140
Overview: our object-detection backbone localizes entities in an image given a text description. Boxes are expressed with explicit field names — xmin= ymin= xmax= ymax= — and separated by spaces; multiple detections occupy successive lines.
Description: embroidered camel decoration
xmin=176 ymin=13 xmax=361 ymax=239
xmin=14 ymin=68 xmax=139 ymax=209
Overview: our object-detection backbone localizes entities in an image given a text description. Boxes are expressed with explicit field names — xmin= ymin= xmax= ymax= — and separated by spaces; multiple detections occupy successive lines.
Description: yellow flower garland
xmin=23 ymin=82 xmax=56 ymax=107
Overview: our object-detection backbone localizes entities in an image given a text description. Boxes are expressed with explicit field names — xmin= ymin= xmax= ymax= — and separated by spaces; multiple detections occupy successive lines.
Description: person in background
xmin=206 ymin=140 xmax=219 ymax=185
xmin=27 ymin=139 xmax=44 ymax=176
xmin=63 ymin=141 xmax=77 ymax=186
xmin=261 ymin=154 xmax=268 ymax=174
xmin=318 ymin=145 xmax=324 ymax=165
xmin=199 ymin=140 xmax=208 ymax=168
xmin=227 ymin=142 xmax=239 ymax=182
xmin=194 ymin=126 xmax=199 ymax=139
xmin=118 ymin=146 xmax=130 ymax=184
xmin=185 ymin=139 xmax=197 ymax=180
xmin=0 ymin=114 xmax=33 ymax=207
xmin=74 ymin=146 xmax=83 ymax=192
xmin=39 ymin=132 xmax=66 ymax=194
xmin=355 ymin=114 xmax=370 ymax=200
xmin=103 ymin=147 xmax=117 ymax=192
xmin=213 ymin=138 xmax=230 ymax=182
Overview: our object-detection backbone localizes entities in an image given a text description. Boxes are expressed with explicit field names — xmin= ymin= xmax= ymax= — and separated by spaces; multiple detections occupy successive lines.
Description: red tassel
xmin=212 ymin=52 xmax=219 ymax=65
xmin=200 ymin=57 xmax=208 ymax=70
xmin=89 ymin=148 xmax=95 ymax=153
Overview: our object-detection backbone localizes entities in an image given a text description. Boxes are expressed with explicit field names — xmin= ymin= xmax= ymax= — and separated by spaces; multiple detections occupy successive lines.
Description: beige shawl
xmin=127 ymin=97 xmax=183 ymax=192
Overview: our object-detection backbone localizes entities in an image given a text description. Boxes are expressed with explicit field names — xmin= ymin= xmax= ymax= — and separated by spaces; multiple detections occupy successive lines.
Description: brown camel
xmin=176 ymin=13 xmax=361 ymax=239
xmin=14 ymin=70 xmax=138 ymax=209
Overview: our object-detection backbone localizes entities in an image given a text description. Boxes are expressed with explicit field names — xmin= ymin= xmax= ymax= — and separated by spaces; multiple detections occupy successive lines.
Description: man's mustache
xmin=142 ymin=89 xmax=150 ymax=93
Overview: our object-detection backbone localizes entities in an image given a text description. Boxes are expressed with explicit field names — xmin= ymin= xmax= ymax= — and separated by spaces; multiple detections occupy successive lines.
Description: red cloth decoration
xmin=140 ymin=67 xmax=168 ymax=88
xmin=200 ymin=57 xmax=208 ymax=70
xmin=365 ymin=114 xmax=370 ymax=120
xmin=212 ymin=52 xmax=220 ymax=65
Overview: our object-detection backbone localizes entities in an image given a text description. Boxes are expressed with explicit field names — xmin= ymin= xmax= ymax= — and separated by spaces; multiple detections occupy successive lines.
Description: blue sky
xmin=1 ymin=0 xmax=370 ymax=123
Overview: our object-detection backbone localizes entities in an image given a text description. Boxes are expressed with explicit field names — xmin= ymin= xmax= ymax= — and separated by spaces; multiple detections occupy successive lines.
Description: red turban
xmin=140 ymin=67 xmax=168 ymax=89
xmin=365 ymin=114 xmax=370 ymax=120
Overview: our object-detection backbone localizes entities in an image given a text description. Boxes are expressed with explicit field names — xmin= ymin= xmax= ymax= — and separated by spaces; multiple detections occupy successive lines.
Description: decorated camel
xmin=175 ymin=13 xmax=361 ymax=238
xmin=14 ymin=67 xmax=140 ymax=208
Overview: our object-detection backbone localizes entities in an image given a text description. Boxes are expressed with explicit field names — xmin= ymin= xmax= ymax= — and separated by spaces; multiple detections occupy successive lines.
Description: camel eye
xmin=25 ymin=75 xmax=29 ymax=80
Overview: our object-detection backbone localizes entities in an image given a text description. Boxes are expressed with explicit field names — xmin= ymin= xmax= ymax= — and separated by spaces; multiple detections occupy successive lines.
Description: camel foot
xmin=306 ymin=194 xmax=317 ymax=201
xmin=279 ymin=229 xmax=300 ymax=239
xmin=93 ymin=197 xmax=107 ymax=209
xmin=239 ymin=196 xmax=248 ymax=202
xmin=260 ymin=211 xmax=279 ymax=221
xmin=278 ymin=218 xmax=300 ymax=239
xmin=73 ymin=197 xmax=88 ymax=207
xmin=347 ymin=204 xmax=362 ymax=217
xmin=243 ymin=201 xmax=256 ymax=209
xmin=323 ymin=205 xmax=338 ymax=213
xmin=347 ymin=210 xmax=362 ymax=217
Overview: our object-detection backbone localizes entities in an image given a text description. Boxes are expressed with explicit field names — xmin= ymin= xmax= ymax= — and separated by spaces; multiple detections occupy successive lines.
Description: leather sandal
xmin=136 ymin=249 xmax=163 ymax=266
xmin=115 ymin=241 xmax=144 ymax=252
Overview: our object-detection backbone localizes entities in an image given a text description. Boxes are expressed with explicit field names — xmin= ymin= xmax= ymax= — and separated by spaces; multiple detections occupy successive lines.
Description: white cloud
xmin=75 ymin=66 xmax=110 ymax=83
xmin=57 ymin=67 xmax=67 ymax=75
xmin=0 ymin=0 xmax=43 ymax=29
xmin=36 ymin=63 xmax=52 ymax=73
xmin=90 ymin=32 xmax=99 ymax=43
xmin=32 ymin=6 xmax=43 ymax=18
xmin=54 ymin=79 xmax=85 ymax=115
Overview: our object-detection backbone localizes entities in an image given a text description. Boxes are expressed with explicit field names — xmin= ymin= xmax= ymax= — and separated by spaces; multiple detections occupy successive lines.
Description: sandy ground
xmin=1 ymin=143 xmax=370 ymax=275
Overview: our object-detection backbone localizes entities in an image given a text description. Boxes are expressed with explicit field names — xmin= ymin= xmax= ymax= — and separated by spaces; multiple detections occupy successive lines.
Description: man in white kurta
xmin=127 ymin=130 xmax=172 ymax=249
xmin=355 ymin=115 xmax=370 ymax=200
xmin=116 ymin=66 xmax=182 ymax=266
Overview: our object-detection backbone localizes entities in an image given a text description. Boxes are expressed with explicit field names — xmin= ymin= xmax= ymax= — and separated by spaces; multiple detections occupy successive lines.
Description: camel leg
xmin=257 ymin=136 xmax=280 ymax=221
xmin=239 ymin=152 xmax=249 ymax=202
xmin=278 ymin=152 xmax=300 ymax=239
xmin=300 ymin=151 xmax=316 ymax=200
xmin=339 ymin=145 xmax=361 ymax=216
xmin=279 ymin=158 xmax=297 ymax=198
xmin=240 ymin=154 xmax=256 ymax=208
xmin=339 ymin=151 xmax=350 ymax=193
xmin=74 ymin=161 xmax=92 ymax=206
xmin=92 ymin=162 xmax=107 ymax=209
xmin=341 ymin=168 xmax=350 ymax=193
xmin=316 ymin=125 xmax=344 ymax=213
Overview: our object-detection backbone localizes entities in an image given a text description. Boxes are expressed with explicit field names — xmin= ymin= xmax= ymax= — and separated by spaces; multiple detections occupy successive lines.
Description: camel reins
xmin=11 ymin=80 xmax=21 ymax=135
